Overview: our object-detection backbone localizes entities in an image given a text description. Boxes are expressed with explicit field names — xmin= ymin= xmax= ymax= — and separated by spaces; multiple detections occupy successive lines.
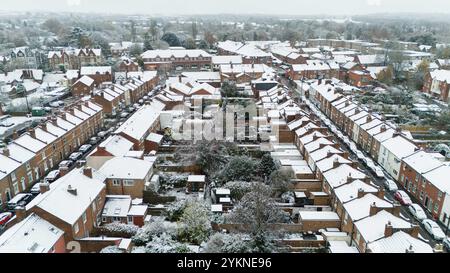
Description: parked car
xmin=342 ymin=136 xmax=351 ymax=146
xmin=138 ymin=99 xmax=144 ymax=105
xmin=89 ymin=137 xmax=100 ymax=145
xmin=69 ymin=152 xmax=83 ymax=161
xmin=373 ymin=166 xmax=385 ymax=178
xmin=422 ymin=219 xmax=446 ymax=241
xmin=127 ymin=106 xmax=135 ymax=113
xmin=97 ymin=131 xmax=108 ymax=138
xmin=58 ymin=160 xmax=73 ymax=169
xmin=120 ymin=112 xmax=130 ymax=119
xmin=394 ymin=190 xmax=412 ymax=205
xmin=408 ymin=204 xmax=427 ymax=221
xmin=355 ymin=151 xmax=365 ymax=160
xmin=443 ymin=237 xmax=450 ymax=251
xmin=7 ymin=193 xmax=34 ymax=210
xmin=78 ymin=144 xmax=92 ymax=154
xmin=383 ymin=179 xmax=398 ymax=192
xmin=30 ymin=183 xmax=42 ymax=195
xmin=45 ymin=170 xmax=60 ymax=182
xmin=0 ymin=212 xmax=13 ymax=225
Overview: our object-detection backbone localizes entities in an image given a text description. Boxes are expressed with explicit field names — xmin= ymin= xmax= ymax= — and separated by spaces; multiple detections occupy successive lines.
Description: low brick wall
xmin=143 ymin=190 xmax=177 ymax=204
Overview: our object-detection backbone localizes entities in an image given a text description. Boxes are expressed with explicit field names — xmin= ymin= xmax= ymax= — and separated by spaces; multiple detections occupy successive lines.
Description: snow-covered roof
xmin=381 ymin=136 xmax=417 ymax=159
xmin=99 ymin=157 xmax=153 ymax=180
xmin=0 ymin=213 xmax=64 ymax=253
xmin=188 ymin=175 xmax=205 ymax=183
xmin=0 ymin=154 xmax=21 ymax=180
xmin=291 ymin=60 xmax=331 ymax=72
xmin=146 ymin=133 xmax=164 ymax=143
xmin=3 ymin=143 xmax=35 ymax=163
xmin=355 ymin=210 xmax=412 ymax=243
xmin=328 ymin=241 xmax=360 ymax=253
xmin=26 ymin=168 xmax=106 ymax=225
xmin=343 ymin=194 xmax=393 ymax=221
xmin=402 ymin=151 xmax=444 ymax=174
xmin=74 ymin=75 xmax=94 ymax=87
xmin=80 ymin=66 xmax=111 ymax=75
xmin=211 ymin=55 xmax=243 ymax=65
xmin=299 ymin=211 xmax=340 ymax=221
xmin=141 ymin=49 xmax=211 ymax=59
xmin=356 ymin=54 xmax=385 ymax=65
xmin=14 ymin=133 xmax=47 ymax=152
xmin=422 ymin=165 xmax=450 ymax=194
xmin=102 ymin=195 xmax=131 ymax=218
xmin=315 ymin=154 xmax=352 ymax=173
xmin=323 ymin=164 xmax=367 ymax=189
xmin=334 ymin=179 xmax=378 ymax=203
xmin=367 ymin=230 xmax=433 ymax=253
xmin=128 ymin=205 xmax=147 ymax=216
xmin=114 ymin=101 xmax=165 ymax=141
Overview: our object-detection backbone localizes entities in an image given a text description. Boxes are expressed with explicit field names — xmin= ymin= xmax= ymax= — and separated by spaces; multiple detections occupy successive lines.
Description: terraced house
xmin=0 ymin=101 xmax=103 ymax=208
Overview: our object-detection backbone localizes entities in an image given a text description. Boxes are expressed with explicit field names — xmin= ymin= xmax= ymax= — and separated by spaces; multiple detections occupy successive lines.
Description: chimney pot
xmin=2 ymin=147 xmax=10 ymax=157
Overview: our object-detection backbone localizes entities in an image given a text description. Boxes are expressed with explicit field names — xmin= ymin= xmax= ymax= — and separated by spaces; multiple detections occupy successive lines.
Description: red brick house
xmin=72 ymin=76 xmax=95 ymax=97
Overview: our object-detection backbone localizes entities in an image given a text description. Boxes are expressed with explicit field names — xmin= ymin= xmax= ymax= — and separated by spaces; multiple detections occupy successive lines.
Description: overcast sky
xmin=0 ymin=0 xmax=449 ymax=16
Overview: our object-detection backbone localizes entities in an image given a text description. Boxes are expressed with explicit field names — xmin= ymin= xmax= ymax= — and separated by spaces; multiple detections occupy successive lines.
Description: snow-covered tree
xmin=166 ymin=199 xmax=188 ymax=222
xmin=203 ymin=233 xmax=252 ymax=253
xmin=258 ymin=153 xmax=278 ymax=179
xmin=223 ymin=181 xmax=258 ymax=201
xmin=178 ymin=201 xmax=212 ymax=245
xmin=268 ymin=169 xmax=295 ymax=193
xmin=226 ymin=183 xmax=288 ymax=252
xmin=216 ymin=156 xmax=258 ymax=184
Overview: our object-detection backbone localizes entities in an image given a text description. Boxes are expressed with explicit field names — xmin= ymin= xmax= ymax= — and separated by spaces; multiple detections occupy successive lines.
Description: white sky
xmin=0 ymin=0 xmax=449 ymax=15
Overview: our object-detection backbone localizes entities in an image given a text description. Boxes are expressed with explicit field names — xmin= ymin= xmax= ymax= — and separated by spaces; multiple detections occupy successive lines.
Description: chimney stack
xmin=409 ymin=224 xmax=420 ymax=239
xmin=28 ymin=128 xmax=36 ymax=139
xmin=2 ymin=147 xmax=10 ymax=157
xmin=14 ymin=206 xmax=27 ymax=222
xmin=333 ymin=157 xmax=340 ymax=169
xmin=12 ymin=130 xmax=18 ymax=140
xmin=357 ymin=188 xmax=365 ymax=199
xmin=380 ymin=124 xmax=387 ymax=133
xmin=377 ymin=187 xmax=385 ymax=199
xmin=83 ymin=167 xmax=93 ymax=179
xmin=346 ymin=173 xmax=353 ymax=183
xmin=178 ymin=75 xmax=182 ymax=83
xmin=59 ymin=166 xmax=69 ymax=177
xmin=384 ymin=221 xmax=394 ymax=237
xmin=369 ymin=202 xmax=379 ymax=216
xmin=40 ymin=182 xmax=50 ymax=194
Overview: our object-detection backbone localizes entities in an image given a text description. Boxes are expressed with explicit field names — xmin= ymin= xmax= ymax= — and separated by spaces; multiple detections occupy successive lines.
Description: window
xmin=112 ymin=179 xmax=120 ymax=186
xmin=102 ymin=217 xmax=107 ymax=223
xmin=434 ymin=203 xmax=439 ymax=213
xmin=26 ymin=162 xmax=31 ymax=171
xmin=92 ymin=202 xmax=96 ymax=213
xmin=123 ymin=180 xmax=134 ymax=186
xmin=438 ymin=191 xmax=443 ymax=200
xmin=74 ymin=223 xmax=79 ymax=234
xmin=419 ymin=191 xmax=424 ymax=200
xmin=13 ymin=183 xmax=19 ymax=195
xmin=82 ymin=212 xmax=87 ymax=223
xmin=11 ymin=172 xmax=17 ymax=182
xmin=128 ymin=216 xmax=133 ymax=224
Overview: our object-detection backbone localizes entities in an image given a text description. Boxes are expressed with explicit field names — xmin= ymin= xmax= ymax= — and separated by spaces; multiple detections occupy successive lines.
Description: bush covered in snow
xmin=223 ymin=181 xmax=259 ymax=201
xmin=139 ymin=233 xmax=191 ymax=253
xmin=100 ymin=245 xmax=124 ymax=253
xmin=177 ymin=201 xmax=212 ymax=245
xmin=98 ymin=223 xmax=140 ymax=238
xmin=215 ymin=156 xmax=259 ymax=184
xmin=166 ymin=199 xmax=188 ymax=221
xmin=202 ymin=233 xmax=253 ymax=253
xmin=159 ymin=173 xmax=189 ymax=191
xmin=132 ymin=217 xmax=177 ymax=246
